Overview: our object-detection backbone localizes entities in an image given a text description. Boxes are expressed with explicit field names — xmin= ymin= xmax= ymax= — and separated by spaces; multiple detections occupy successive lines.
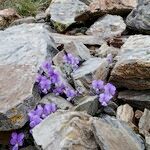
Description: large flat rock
xmin=110 ymin=35 xmax=150 ymax=90
xmin=92 ymin=116 xmax=145 ymax=150
xmin=32 ymin=111 xmax=98 ymax=150
xmin=126 ymin=0 xmax=150 ymax=34
xmin=0 ymin=23 xmax=58 ymax=131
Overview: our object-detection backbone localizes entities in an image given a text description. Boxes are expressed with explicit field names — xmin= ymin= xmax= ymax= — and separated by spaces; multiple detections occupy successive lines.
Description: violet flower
xmin=92 ymin=80 xmax=104 ymax=94
xmin=63 ymin=53 xmax=79 ymax=71
xmin=99 ymin=93 xmax=113 ymax=106
xmin=42 ymin=103 xmax=57 ymax=119
xmin=41 ymin=60 xmax=52 ymax=71
xmin=53 ymin=83 xmax=65 ymax=95
xmin=65 ymin=88 xmax=76 ymax=101
xmin=10 ymin=132 xmax=24 ymax=150
xmin=48 ymin=69 xmax=60 ymax=84
xmin=104 ymin=83 xmax=116 ymax=96
xmin=39 ymin=78 xmax=51 ymax=94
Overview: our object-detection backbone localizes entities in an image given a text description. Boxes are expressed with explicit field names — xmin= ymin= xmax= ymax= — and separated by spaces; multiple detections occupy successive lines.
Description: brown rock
xmin=135 ymin=110 xmax=143 ymax=120
xmin=0 ymin=8 xmax=21 ymax=29
xmin=118 ymin=90 xmax=150 ymax=110
xmin=117 ymin=104 xmax=134 ymax=123
xmin=76 ymin=0 xmax=137 ymax=21
xmin=109 ymin=35 xmax=150 ymax=90
xmin=139 ymin=109 xmax=150 ymax=137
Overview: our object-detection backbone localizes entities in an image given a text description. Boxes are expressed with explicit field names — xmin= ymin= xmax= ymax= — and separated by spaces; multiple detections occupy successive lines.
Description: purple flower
xmin=104 ymin=83 xmax=116 ymax=96
xmin=48 ymin=69 xmax=60 ymax=84
xmin=41 ymin=60 xmax=52 ymax=71
xmin=92 ymin=80 xmax=104 ymax=93
xmin=53 ymin=84 xmax=65 ymax=95
xmin=29 ymin=115 xmax=42 ymax=128
xmin=106 ymin=54 xmax=113 ymax=64
xmin=36 ymin=74 xmax=47 ymax=83
xmin=28 ymin=105 xmax=43 ymax=128
xmin=42 ymin=103 xmax=57 ymax=118
xmin=99 ymin=93 xmax=112 ymax=106
xmin=28 ymin=105 xmax=43 ymax=120
xmin=65 ymin=88 xmax=76 ymax=101
xmin=63 ymin=53 xmax=79 ymax=71
xmin=10 ymin=132 xmax=24 ymax=150
xmin=39 ymin=78 xmax=51 ymax=94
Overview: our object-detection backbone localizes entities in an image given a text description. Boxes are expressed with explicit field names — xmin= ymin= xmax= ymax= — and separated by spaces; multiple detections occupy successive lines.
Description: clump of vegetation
xmin=0 ymin=0 xmax=52 ymax=16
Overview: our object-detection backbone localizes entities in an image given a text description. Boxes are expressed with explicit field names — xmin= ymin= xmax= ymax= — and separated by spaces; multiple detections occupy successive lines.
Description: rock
xmin=126 ymin=0 xmax=150 ymax=34
xmin=109 ymin=35 xmax=150 ymax=90
xmin=11 ymin=17 xmax=36 ymax=26
xmin=32 ymin=111 xmax=98 ymax=150
xmin=46 ymin=0 xmax=88 ymax=32
xmin=50 ymin=32 xmax=104 ymax=45
xmin=86 ymin=15 xmax=126 ymax=40
xmin=118 ymin=90 xmax=150 ymax=110
xmin=76 ymin=0 xmax=137 ymax=21
xmin=0 ymin=8 xmax=21 ymax=29
xmin=0 ymin=24 xmax=58 ymax=131
xmin=92 ymin=116 xmax=145 ymax=150
xmin=64 ymin=41 xmax=91 ymax=60
xmin=36 ymin=12 xmax=50 ymax=23
xmin=41 ymin=94 xmax=73 ymax=110
xmin=103 ymin=106 xmax=116 ymax=116
xmin=72 ymin=57 xmax=109 ymax=89
xmin=117 ymin=104 xmax=134 ymax=123
xmin=73 ymin=96 xmax=99 ymax=116
xmin=146 ymin=136 xmax=150 ymax=150
xmin=135 ymin=110 xmax=143 ymax=120
xmin=96 ymin=42 xmax=120 ymax=58
xmin=139 ymin=109 xmax=150 ymax=137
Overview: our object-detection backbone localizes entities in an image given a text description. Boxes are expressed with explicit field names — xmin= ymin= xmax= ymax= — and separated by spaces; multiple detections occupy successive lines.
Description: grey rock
xmin=50 ymin=32 xmax=104 ymax=45
xmin=72 ymin=57 xmax=109 ymax=89
xmin=32 ymin=111 xmax=98 ymax=150
xmin=0 ymin=23 xmax=58 ymax=131
xmin=11 ymin=17 xmax=36 ymax=26
xmin=92 ymin=116 xmax=145 ymax=150
xmin=103 ymin=106 xmax=116 ymax=116
xmin=73 ymin=96 xmax=99 ymax=116
xmin=118 ymin=90 xmax=150 ymax=110
xmin=46 ymin=0 xmax=88 ymax=32
xmin=86 ymin=14 xmax=126 ymax=40
xmin=117 ymin=104 xmax=134 ymax=123
xmin=96 ymin=42 xmax=120 ymax=58
xmin=109 ymin=35 xmax=150 ymax=90
xmin=146 ymin=136 xmax=150 ymax=150
xmin=41 ymin=94 xmax=73 ymax=110
xmin=126 ymin=0 xmax=150 ymax=34
xmin=139 ymin=109 xmax=150 ymax=137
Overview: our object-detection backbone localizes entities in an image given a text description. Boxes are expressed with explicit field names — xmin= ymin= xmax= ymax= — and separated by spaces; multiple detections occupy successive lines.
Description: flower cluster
xmin=36 ymin=60 xmax=77 ymax=101
xmin=92 ymin=80 xmax=116 ymax=106
xmin=10 ymin=132 xmax=24 ymax=150
xmin=63 ymin=53 xmax=79 ymax=71
xmin=28 ymin=103 xmax=57 ymax=129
